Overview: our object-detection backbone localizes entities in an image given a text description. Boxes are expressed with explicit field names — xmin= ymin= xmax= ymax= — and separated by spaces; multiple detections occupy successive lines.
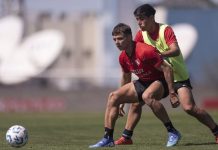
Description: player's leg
xmin=116 ymin=80 xmax=181 ymax=146
xmin=104 ymin=82 xmax=139 ymax=129
xmin=177 ymin=86 xmax=218 ymax=143
xmin=89 ymin=82 xmax=139 ymax=148
xmin=115 ymin=102 xmax=143 ymax=145
xmin=141 ymin=80 xmax=181 ymax=147
xmin=125 ymin=103 xmax=143 ymax=131
xmin=115 ymin=79 xmax=158 ymax=145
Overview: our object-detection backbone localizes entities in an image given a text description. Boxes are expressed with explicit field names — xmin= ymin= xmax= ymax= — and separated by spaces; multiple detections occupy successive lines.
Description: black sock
xmin=164 ymin=122 xmax=177 ymax=133
xmin=211 ymin=125 xmax=218 ymax=136
xmin=104 ymin=127 xmax=114 ymax=139
xmin=122 ymin=129 xmax=133 ymax=139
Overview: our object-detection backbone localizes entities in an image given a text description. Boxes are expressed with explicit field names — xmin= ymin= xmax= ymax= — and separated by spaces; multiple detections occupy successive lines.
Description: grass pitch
xmin=0 ymin=111 xmax=218 ymax=150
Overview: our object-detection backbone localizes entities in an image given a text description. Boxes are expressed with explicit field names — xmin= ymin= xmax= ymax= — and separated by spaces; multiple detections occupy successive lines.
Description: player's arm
xmin=160 ymin=26 xmax=181 ymax=57
xmin=145 ymin=46 xmax=175 ymax=93
xmin=120 ymin=71 xmax=131 ymax=86
xmin=156 ymin=61 xmax=180 ymax=108
xmin=156 ymin=61 xmax=174 ymax=93
xmin=119 ymin=71 xmax=132 ymax=117
xmin=119 ymin=54 xmax=131 ymax=85
xmin=160 ymin=42 xmax=180 ymax=57
xmin=143 ymin=45 xmax=179 ymax=107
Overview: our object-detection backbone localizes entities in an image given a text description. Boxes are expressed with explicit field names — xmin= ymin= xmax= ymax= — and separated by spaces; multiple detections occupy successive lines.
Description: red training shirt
xmin=119 ymin=42 xmax=164 ymax=82
xmin=134 ymin=25 xmax=177 ymax=46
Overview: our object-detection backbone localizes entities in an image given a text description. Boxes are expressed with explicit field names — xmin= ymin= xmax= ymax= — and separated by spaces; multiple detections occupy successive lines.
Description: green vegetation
xmin=0 ymin=111 xmax=218 ymax=150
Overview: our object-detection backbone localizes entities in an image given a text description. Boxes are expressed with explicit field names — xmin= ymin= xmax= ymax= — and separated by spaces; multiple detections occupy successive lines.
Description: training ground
xmin=0 ymin=83 xmax=218 ymax=149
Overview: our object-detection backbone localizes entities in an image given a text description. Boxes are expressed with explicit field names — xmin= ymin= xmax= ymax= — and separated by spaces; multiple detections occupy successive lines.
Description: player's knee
xmin=142 ymin=92 xmax=150 ymax=101
xmin=108 ymin=91 xmax=120 ymax=106
xmin=142 ymin=92 xmax=153 ymax=106
xmin=183 ymin=104 xmax=195 ymax=114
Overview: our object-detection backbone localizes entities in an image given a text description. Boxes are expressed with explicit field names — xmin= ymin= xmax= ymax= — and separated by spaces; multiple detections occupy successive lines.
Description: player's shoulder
xmin=119 ymin=51 xmax=127 ymax=62
xmin=134 ymin=30 xmax=143 ymax=42
xmin=136 ymin=42 xmax=156 ymax=53
xmin=135 ymin=30 xmax=142 ymax=35
xmin=158 ymin=23 xmax=172 ymax=29
xmin=135 ymin=42 xmax=157 ymax=59
xmin=162 ymin=24 xmax=174 ymax=33
xmin=119 ymin=51 xmax=126 ymax=57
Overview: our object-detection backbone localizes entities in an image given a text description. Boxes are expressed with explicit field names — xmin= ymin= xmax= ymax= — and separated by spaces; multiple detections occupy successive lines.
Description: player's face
xmin=135 ymin=15 xmax=153 ymax=31
xmin=113 ymin=33 xmax=131 ymax=51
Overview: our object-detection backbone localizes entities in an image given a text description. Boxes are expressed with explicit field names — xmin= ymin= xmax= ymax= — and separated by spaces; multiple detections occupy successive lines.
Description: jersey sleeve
xmin=119 ymin=53 xmax=130 ymax=73
xmin=164 ymin=26 xmax=178 ymax=46
xmin=134 ymin=30 xmax=144 ymax=42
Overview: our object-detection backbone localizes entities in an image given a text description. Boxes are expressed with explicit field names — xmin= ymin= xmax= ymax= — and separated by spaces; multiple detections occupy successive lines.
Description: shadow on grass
xmin=183 ymin=142 xmax=216 ymax=146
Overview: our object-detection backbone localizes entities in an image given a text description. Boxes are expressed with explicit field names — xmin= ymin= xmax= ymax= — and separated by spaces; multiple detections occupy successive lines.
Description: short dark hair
xmin=134 ymin=4 xmax=156 ymax=18
xmin=112 ymin=23 xmax=132 ymax=36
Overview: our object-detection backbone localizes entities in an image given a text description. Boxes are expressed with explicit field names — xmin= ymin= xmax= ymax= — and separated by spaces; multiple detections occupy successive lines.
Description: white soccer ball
xmin=6 ymin=125 xmax=28 ymax=147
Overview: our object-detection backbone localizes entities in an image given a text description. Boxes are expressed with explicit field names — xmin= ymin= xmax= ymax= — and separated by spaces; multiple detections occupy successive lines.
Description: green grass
xmin=0 ymin=111 xmax=218 ymax=150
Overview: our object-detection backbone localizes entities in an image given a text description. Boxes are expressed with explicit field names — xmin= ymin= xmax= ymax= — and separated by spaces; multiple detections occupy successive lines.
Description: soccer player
xmin=89 ymin=23 xmax=181 ymax=148
xmin=115 ymin=4 xmax=218 ymax=146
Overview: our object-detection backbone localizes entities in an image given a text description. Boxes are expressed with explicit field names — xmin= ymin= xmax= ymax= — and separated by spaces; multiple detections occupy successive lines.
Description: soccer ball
xmin=6 ymin=125 xmax=28 ymax=147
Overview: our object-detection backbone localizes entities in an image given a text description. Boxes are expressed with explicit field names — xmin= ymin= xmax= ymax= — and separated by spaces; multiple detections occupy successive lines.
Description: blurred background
xmin=0 ymin=0 xmax=218 ymax=113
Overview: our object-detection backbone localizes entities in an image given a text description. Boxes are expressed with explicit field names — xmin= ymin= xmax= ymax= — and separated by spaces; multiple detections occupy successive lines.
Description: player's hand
xmin=118 ymin=104 xmax=125 ymax=117
xmin=169 ymin=92 xmax=180 ymax=108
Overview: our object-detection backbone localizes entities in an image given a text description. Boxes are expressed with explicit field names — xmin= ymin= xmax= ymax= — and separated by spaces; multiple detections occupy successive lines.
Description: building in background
xmin=0 ymin=0 xmax=218 ymax=91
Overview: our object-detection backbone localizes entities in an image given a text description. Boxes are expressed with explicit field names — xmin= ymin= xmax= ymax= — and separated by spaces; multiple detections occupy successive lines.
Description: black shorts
xmin=174 ymin=79 xmax=192 ymax=93
xmin=133 ymin=79 xmax=169 ymax=103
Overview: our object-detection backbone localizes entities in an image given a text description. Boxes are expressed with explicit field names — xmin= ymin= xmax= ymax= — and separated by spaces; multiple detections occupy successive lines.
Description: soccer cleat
xmin=89 ymin=138 xmax=114 ymax=148
xmin=166 ymin=130 xmax=181 ymax=147
xmin=115 ymin=136 xmax=133 ymax=145
xmin=216 ymin=135 xmax=218 ymax=144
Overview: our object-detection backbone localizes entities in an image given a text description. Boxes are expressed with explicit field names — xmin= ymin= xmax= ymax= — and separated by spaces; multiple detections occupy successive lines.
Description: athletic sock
xmin=104 ymin=127 xmax=114 ymax=139
xmin=164 ymin=122 xmax=177 ymax=133
xmin=122 ymin=129 xmax=133 ymax=139
xmin=211 ymin=125 xmax=218 ymax=136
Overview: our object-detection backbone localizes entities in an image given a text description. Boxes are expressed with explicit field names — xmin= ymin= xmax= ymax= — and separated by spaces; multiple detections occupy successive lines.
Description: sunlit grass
xmin=0 ymin=111 xmax=218 ymax=150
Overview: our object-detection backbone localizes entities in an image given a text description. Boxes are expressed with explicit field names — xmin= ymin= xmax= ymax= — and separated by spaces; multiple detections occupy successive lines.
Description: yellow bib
xmin=142 ymin=24 xmax=189 ymax=82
